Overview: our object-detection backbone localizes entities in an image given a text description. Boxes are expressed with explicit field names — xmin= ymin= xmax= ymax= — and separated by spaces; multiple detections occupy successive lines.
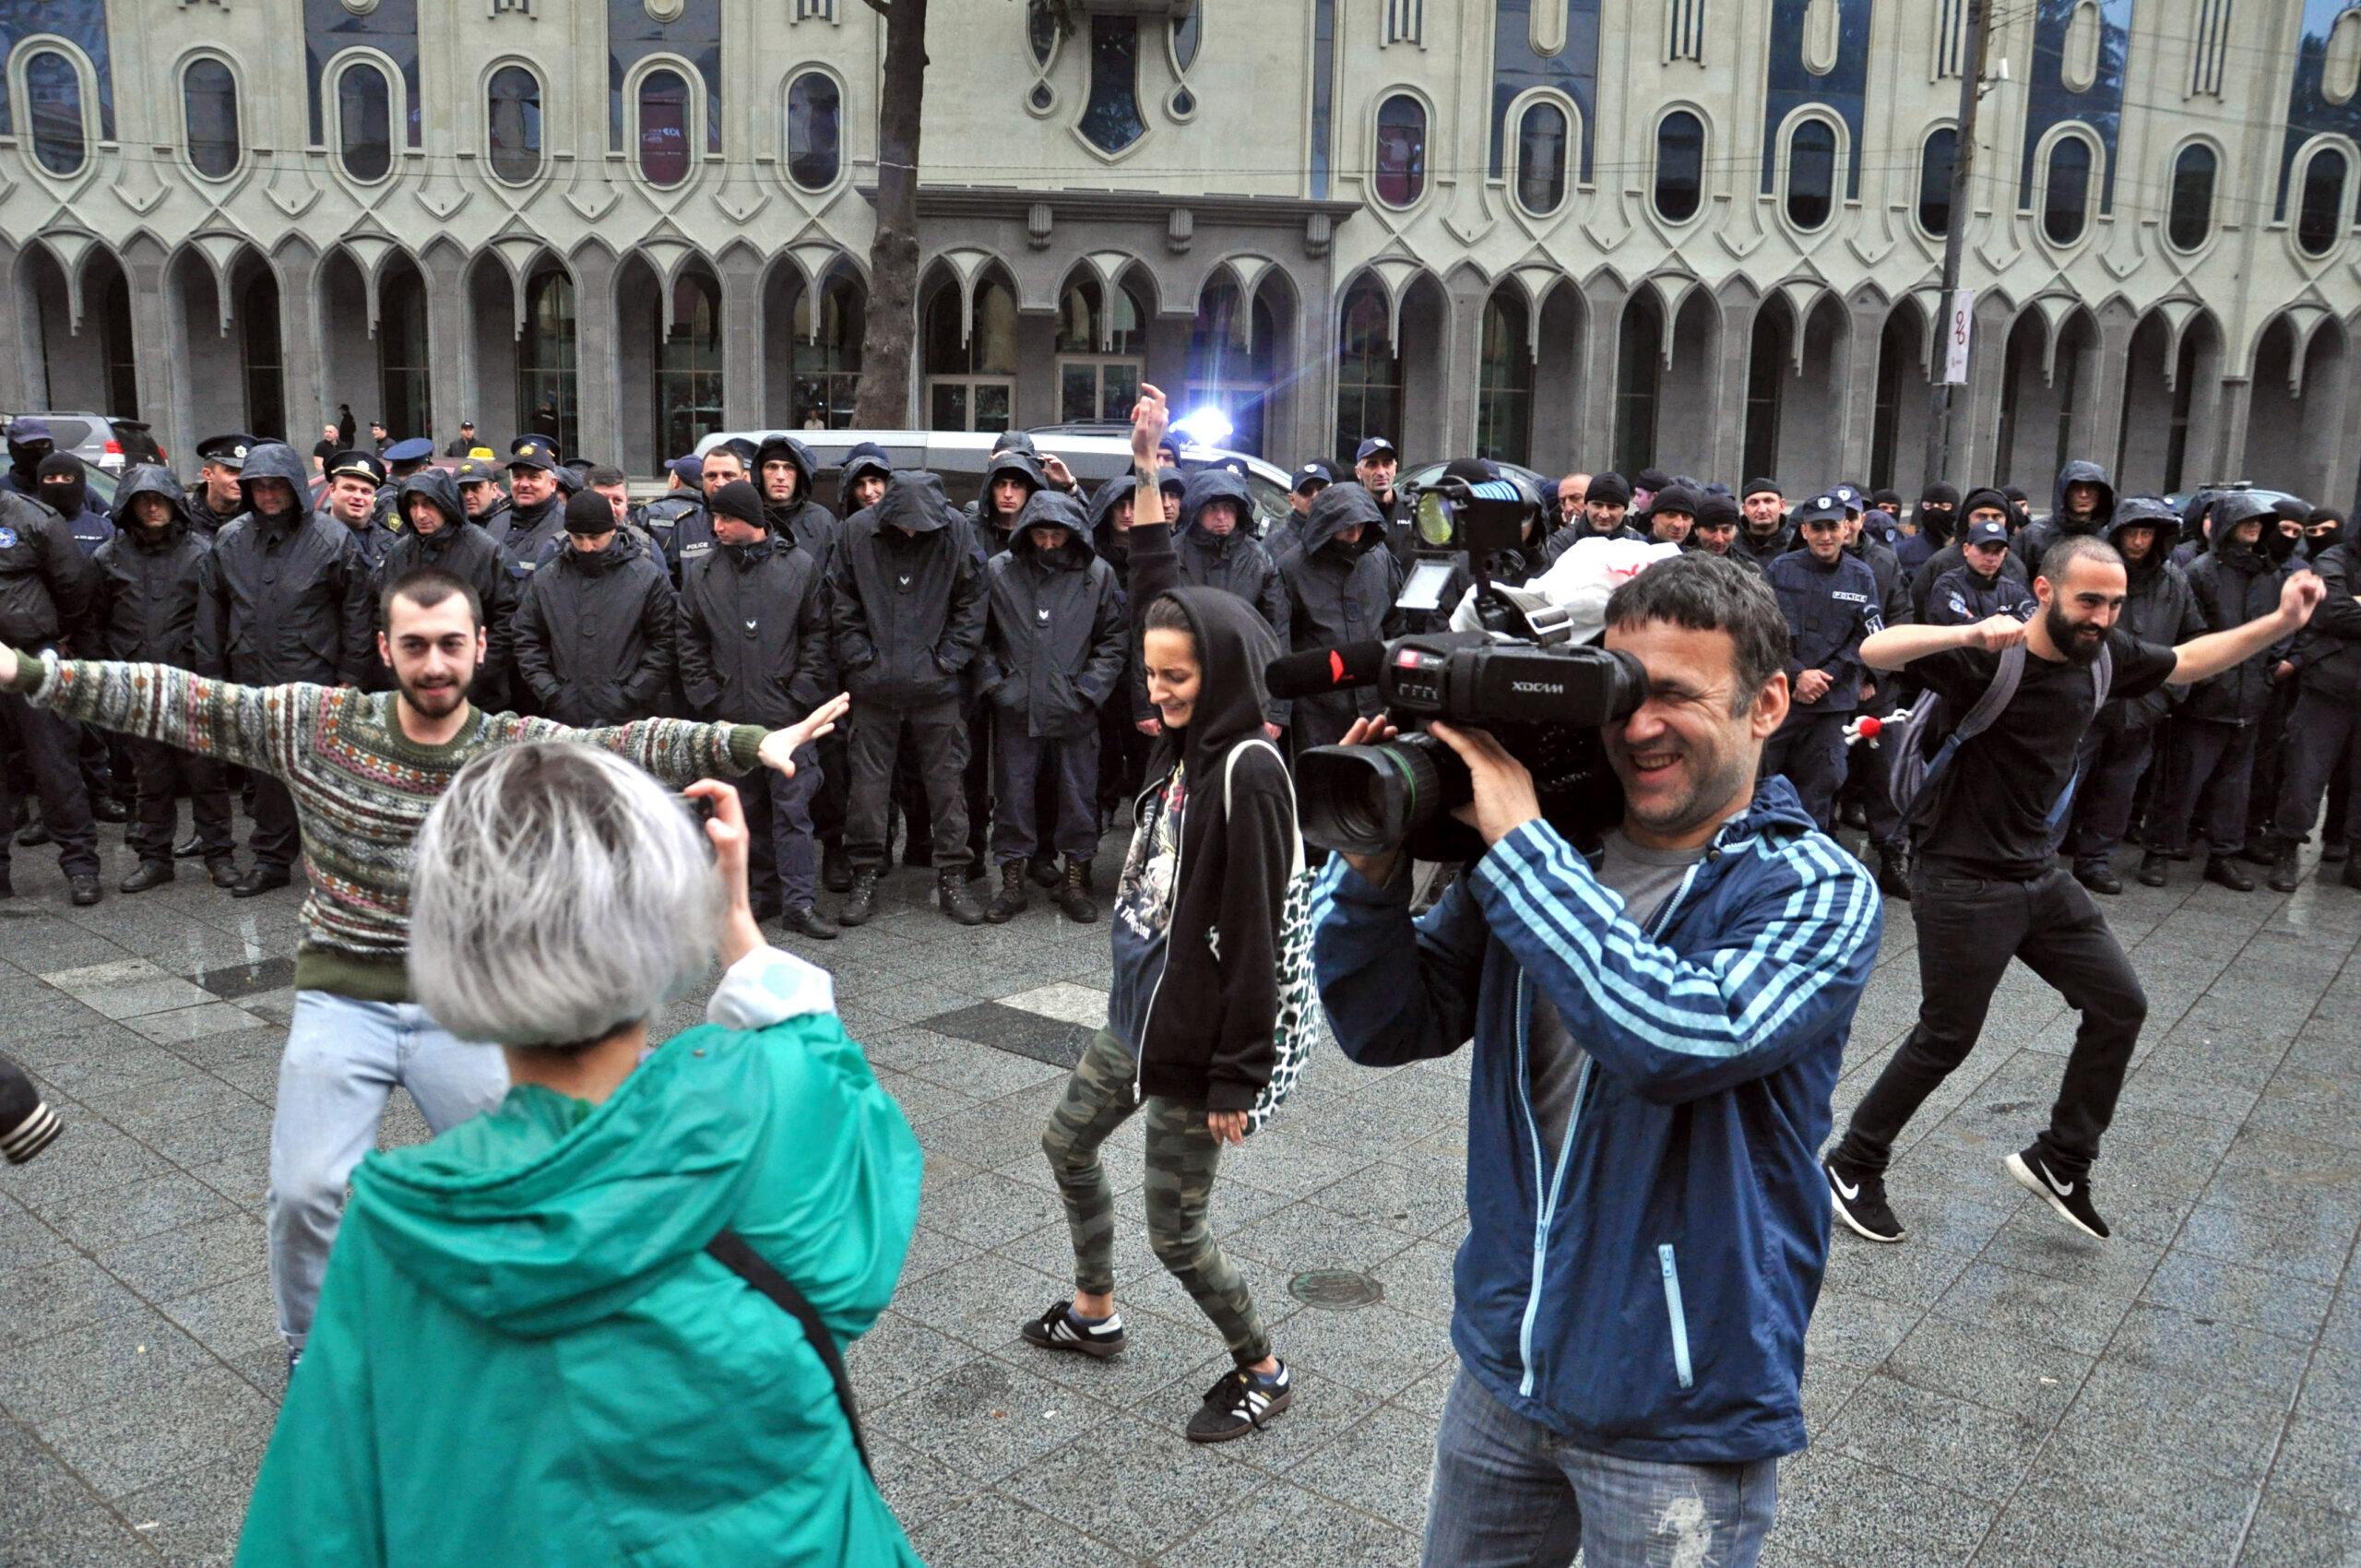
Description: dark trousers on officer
xmin=2274 ymin=689 xmax=2361 ymax=844
xmin=2151 ymin=717 xmax=2260 ymax=857
xmin=0 ymin=688 xmax=99 ymax=880
xmin=1836 ymin=865 xmax=2146 ymax=1181
xmin=2064 ymin=722 xmax=2160 ymax=873
xmin=849 ymin=698 xmax=970 ymax=873
xmin=995 ymin=729 xmax=1098 ymax=867
xmin=126 ymin=738 xmax=232 ymax=867
xmin=734 ymin=746 xmax=821 ymax=914
xmin=811 ymin=732 xmax=850 ymax=857
xmin=247 ymin=774 xmax=302 ymax=873
xmin=2247 ymin=676 xmax=2301 ymax=843
xmin=963 ymin=699 xmax=994 ymax=868
xmin=1763 ymin=709 xmax=1849 ymax=830
xmin=1842 ymin=688 xmax=1904 ymax=846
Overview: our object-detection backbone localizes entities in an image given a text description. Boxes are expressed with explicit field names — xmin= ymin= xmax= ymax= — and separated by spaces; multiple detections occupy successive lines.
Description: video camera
xmin=1268 ymin=464 xmax=1647 ymax=861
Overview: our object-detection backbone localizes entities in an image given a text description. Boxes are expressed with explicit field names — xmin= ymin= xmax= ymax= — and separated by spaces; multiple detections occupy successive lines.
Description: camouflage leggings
xmin=1040 ymin=1028 xmax=1272 ymax=1368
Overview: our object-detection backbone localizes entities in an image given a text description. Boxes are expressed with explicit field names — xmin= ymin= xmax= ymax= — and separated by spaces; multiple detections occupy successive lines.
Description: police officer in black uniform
xmin=0 ymin=482 xmax=102 ymax=903
xmin=186 ymin=434 xmax=255 ymax=537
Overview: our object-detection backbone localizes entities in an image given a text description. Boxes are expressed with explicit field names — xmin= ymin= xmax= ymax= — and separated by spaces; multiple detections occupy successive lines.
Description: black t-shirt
xmin=311 ymin=439 xmax=340 ymax=467
xmin=1910 ymin=628 xmax=2177 ymax=878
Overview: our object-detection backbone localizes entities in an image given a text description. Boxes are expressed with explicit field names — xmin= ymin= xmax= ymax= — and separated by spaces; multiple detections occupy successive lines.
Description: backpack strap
xmin=1224 ymin=737 xmax=1306 ymax=879
xmin=2042 ymin=641 xmax=2117 ymax=833
xmin=706 ymin=1229 xmax=872 ymax=1475
xmin=1916 ymin=641 xmax=2026 ymax=796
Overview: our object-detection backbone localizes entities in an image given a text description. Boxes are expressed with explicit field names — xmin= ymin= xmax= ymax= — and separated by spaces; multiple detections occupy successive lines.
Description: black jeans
xmin=2064 ymin=721 xmax=2159 ymax=870
xmin=1837 ymin=864 xmax=2146 ymax=1181
xmin=2151 ymin=716 xmax=2259 ymax=858
xmin=994 ymin=727 xmax=1099 ymax=865
xmin=0 ymin=688 xmax=98 ymax=878
xmin=126 ymin=736 xmax=233 ymax=865
xmin=963 ymin=698 xmax=994 ymax=868
xmin=1763 ymin=709 xmax=1848 ymax=830
xmin=2248 ymin=676 xmax=2301 ymax=841
xmin=247 ymin=773 xmax=302 ymax=872
xmin=2274 ymin=688 xmax=2361 ymax=843
xmin=848 ymin=697 xmax=970 ymax=872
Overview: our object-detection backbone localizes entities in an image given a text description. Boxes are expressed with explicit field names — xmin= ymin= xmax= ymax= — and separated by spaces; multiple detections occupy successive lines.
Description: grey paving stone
xmin=1170 ymin=1477 xmax=1418 ymax=1568
xmin=1969 ymin=1497 xmax=2189 ymax=1568
xmin=1262 ymin=1301 xmax=1450 ymax=1404
xmin=96 ymin=1214 xmax=268 ymax=1307
xmin=113 ymin=1450 xmax=260 ymax=1568
xmin=1224 ymin=1201 xmax=1418 ymax=1277
xmin=1280 ymin=1403 xmax=1439 ymax=1533
xmin=1821 ymin=1373 xmax=2044 ymax=1502
xmin=905 ymin=1491 xmax=1128 ymax=1568
xmin=920 ymin=1169 xmax=1072 ymax=1250
xmin=1800 ymin=1287 xmax=1923 ymax=1369
xmin=2142 ymin=1249 xmax=2340 ymax=1342
xmin=32 ymin=1364 xmax=276 ymax=1499
xmin=2106 ymin=1301 xmax=2316 ymax=1398
xmin=1819 ymin=1228 xmax=1975 ymax=1310
xmin=1302 ymin=1159 xmax=1465 ymax=1240
xmin=125 ymin=1003 xmax=267 ymax=1047
xmin=1881 ymin=1313 xmax=2093 ymax=1421
xmin=0 ymin=1307 xmax=217 ymax=1426
xmin=1763 ymin=1449 xmax=1998 ymax=1568
xmin=2013 ymin=1434 xmax=2262 ymax=1563
xmin=2236 ymin=1488 xmax=2361 ymax=1568
xmin=890 ymin=1250 xmax=1073 ymax=1354
xmin=1368 ymin=1238 xmax=1456 ymax=1327
xmin=1022 ymin=1412 xmax=1264 ymax=1556
xmin=2294 ymin=1348 xmax=2361 ymax=1434
xmin=76 ymin=1075 xmax=258 ymax=1142
xmin=155 ymin=1272 xmax=279 ymax=1363
xmin=2270 ymin=1416 xmax=2361 ymax=1517
xmin=867 ymin=1436 xmax=977 ymax=1536
xmin=0 ymin=1256 xmax=151 ymax=1350
xmin=1928 ymin=1260 xmax=2138 ymax=1359
xmin=2057 ymin=1360 xmax=2290 ymax=1484
xmin=867 ymin=1351 xmax=1119 ymax=1489
xmin=0 ymin=1417 xmax=167 ymax=1568
xmin=0 ymin=1119 xmax=176 ymax=1213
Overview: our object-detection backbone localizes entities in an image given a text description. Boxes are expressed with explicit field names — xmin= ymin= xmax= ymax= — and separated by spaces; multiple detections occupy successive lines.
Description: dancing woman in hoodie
xmin=1016 ymin=385 xmax=1299 ymax=1443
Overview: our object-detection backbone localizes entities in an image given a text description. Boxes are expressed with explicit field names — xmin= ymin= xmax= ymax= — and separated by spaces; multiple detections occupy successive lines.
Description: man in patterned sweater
xmin=0 ymin=564 xmax=848 ymax=1364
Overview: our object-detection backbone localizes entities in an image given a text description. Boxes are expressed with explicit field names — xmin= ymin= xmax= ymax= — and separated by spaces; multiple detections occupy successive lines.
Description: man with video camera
xmin=1313 ymin=550 xmax=1882 ymax=1567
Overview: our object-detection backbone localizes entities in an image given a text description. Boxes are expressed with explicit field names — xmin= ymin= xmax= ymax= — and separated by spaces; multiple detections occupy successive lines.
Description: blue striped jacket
xmin=1312 ymin=776 xmax=1881 ymax=1464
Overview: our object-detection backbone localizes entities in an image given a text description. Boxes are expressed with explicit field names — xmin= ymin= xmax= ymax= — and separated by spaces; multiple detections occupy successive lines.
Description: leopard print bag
xmin=1222 ymin=737 xmax=1322 ymax=1135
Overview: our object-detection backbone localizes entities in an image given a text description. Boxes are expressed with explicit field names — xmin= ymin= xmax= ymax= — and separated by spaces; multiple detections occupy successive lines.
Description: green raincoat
xmin=233 ymin=949 xmax=924 ymax=1567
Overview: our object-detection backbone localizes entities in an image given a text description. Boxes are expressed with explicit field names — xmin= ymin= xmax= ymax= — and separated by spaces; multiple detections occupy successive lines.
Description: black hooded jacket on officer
xmin=196 ymin=441 xmax=374 ymax=689
xmin=677 ymin=480 xmax=833 ymax=730
xmin=1275 ymin=481 xmax=1402 ymax=749
xmin=754 ymin=434 xmax=839 ymax=564
xmin=977 ymin=492 xmax=1127 ymax=742
xmin=376 ymin=469 xmax=521 ymax=712
xmin=89 ymin=468 xmax=236 ymax=879
xmin=1173 ymin=468 xmax=1287 ymax=638
xmin=512 ymin=489 xmax=681 ymax=729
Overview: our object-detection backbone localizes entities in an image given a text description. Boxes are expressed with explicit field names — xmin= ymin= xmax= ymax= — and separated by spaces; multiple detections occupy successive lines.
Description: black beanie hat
xmin=1634 ymin=468 xmax=1672 ymax=494
xmin=1919 ymin=481 xmax=1961 ymax=508
xmin=1696 ymin=492 xmax=1741 ymax=529
xmin=1587 ymin=471 xmax=1631 ymax=507
xmin=706 ymin=479 xmax=766 ymax=529
xmin=563 ymin=489 xmax=618 ymax=535
xmin=1960 ymin=486 xmax=2011 ymax=519
xmin=1742 ymin=476 xmax=1781 ymax=503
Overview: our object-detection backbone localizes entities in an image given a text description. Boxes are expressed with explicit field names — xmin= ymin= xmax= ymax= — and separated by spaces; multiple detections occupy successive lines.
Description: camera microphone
xmin=1264 ymin=642 xmax=1389 ymax=700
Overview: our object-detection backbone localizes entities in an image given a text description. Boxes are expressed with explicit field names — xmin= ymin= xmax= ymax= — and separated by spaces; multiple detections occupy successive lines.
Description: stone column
xmin=1705 ymin=291 xmax=1756 ymax=484
xmin=1438 ymin=269 xmax=1489 ymax=458
xmin=718 ymin=249 xmax=766 ymax=432
xmin=421 ymin=245 xmax=471 ymax=451
xmin=1577 ymin=273 xmax=1626 ymax=468
xmin=2081 ymin=309 xmax=2136 ymax=472
xmin=276 ymin=243 xmax=327 ymax=443
xmin=0 ymin=241 xmax=38 ymax=411
xmin=2211 ymin=376 xmax=2253 ymax=482
xmin=120 ymin=237 xmax=187 ymax=467
xmin=1836 ymin=297 xmax=1887 ymax=483
xmin=1958 ymin=295 xmax=2015 ymax=483
xmin=573 ymin=246 xmax=622 ymax=469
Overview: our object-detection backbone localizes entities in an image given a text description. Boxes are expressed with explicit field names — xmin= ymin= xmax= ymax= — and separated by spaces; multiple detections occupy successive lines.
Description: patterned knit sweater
xmin=7 ymin=651 xmax=765 ymax=1002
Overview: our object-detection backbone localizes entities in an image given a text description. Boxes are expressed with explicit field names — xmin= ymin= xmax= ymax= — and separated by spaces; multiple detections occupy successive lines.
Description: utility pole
xmin=1924 ymin=0 xmax=1996 ymax=490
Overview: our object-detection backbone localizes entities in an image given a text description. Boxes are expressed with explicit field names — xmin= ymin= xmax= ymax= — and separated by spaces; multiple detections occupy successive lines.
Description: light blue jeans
xmin=266 ymin=990 xmax=509 ymax=1349
xmin=1421 ymin=1364 xmax=1779 ymax=1568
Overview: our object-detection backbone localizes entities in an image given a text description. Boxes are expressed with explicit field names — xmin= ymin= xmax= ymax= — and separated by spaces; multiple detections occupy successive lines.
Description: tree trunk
xmin=854 ymin=0 xmax=928 ymax=429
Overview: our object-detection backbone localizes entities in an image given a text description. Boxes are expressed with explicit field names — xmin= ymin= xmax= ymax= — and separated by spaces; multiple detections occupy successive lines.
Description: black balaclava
xmin=36 ymin=453 xmax=88 ymax=519
xmin=6 ymin=434 xmax=52 ymax=489
xmin=1917 ymin=481 xmax=1960 ymax=545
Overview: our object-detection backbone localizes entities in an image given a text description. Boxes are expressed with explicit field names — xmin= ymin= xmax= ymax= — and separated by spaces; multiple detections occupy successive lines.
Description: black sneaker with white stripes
xmin=1186 ymin=1360 xmax=1292 ymax=1443
xmin=0 ymin=1054 xmax=62 ymax=1164
xmin=1822 ymin=1155 xmax=1904 ymax=1243
xmin=2006 ymin=1146 xmax=2110 ymax=1240
xmin=1019 ymin=1300 xmax=1128 ymax=1360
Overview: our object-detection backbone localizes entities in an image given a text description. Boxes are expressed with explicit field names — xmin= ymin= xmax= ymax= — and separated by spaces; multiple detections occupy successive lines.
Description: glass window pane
xmin=787 ymin=73 xmax=840 ymax=190
xmin=1786 ymin=120 xmax=1836 ymax=230
xmin=1056 ymin=281 xmax=1100 ymax=355
xmin=25 ymin=51 xmax=86 ymax=176
xmin=930 ymin=382 xmax=969 ymax=432
xmin=2299 ymin=148 xmax=2347 ymax=257
xmin=2044 ymin=137 xmax=2092 ymax=245
xmin=1655 ymin=112 xmax=1703 ymax=222
xmin=975 ymin=383 xmax=1013 ymax=434
xmin=2167 ymin=146 xmax=2214 ymax=252
xmin=972 ymin=282 xmax=1018 ymax=375
xmin=338 ymin=63 xmax=392 ymax=182
xmin=1099 ymin=363 xmax=1140 ymax=422
xmin=184 ymin=60 xmax=241 ymax=180
xmin=1061 ymin=363 xmax=1097 ymax=422
xmin=488 ymin=66 xmax=541 ymax=184
xmin=638 ymin=69 xmax=691 ymax=187
xmin=1516 ymin=102 xmax=1568 ymax=215
xmin=519 ymin=271 xmax=579 ymax=460
xmin=1080 ymin=16 xmax=1147 ymax=155
xmin=1375 ymin=94 xmax=1427 ymax=206
xmin=1917 ymin=127 xmax=1956 ymax=235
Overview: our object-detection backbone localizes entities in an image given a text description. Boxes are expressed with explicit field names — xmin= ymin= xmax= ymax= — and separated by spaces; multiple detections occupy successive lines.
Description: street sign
xmin=1943 ymin=289 xmax=1974 ymax=385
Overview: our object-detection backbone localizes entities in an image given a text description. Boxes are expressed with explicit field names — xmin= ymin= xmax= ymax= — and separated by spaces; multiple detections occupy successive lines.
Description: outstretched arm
xmin=0 ymin=644 xmax=309 ymax=776
xmin=1859 ymin=613 xmax=2018 ymax=671
xmin=2168 ymin=571 xmax=2326 ymax=685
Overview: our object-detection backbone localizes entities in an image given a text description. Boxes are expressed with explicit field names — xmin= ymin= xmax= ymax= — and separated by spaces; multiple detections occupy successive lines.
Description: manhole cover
xmin=1288 ymin=1269 xmax=1385 ymax=1311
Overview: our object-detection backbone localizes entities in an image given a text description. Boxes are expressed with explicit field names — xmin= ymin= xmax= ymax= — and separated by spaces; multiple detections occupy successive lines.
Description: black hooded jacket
xmin=2009 ymin=460 xmax=2118 ymax=578
xmin=91 ymin=467 xmax=209 ymax=666
xmin=2183 ymin=533 xmax=2293 ymax=723
xmin=1173 ymin=469 xmax=1287 ymax=639
xmin=969 ymin=451 xmax=1046 ymax=558
xmin=1118 ymin=516 xmax=1295 ymax=1113
xmin=675 ymin=523 xmax=832 ymax=730
xmin=828 ymin=471 xmax=987 ymax=708
xmin=2292 ymin=540 xmax=2361 ymax=704
xmin=2100 ymin=503 xmax=2205 ymax=732
xmin=512 ymin=526 xmax=679 ymax=728
xmin=184 ymin=479 xmax=244 ymax=539
xmin=196 ymin=442 xmax=374 ymax=686
xmin=375 ymin=470 xmax=521 ymax=710
xmin=0 ymin=488 xmax=95 ymax=650
xmin=978 ymin=493 xmax=1128 ymax=740
xmin=1088 ymin=477 xmax=1160 ymax=728
xmin=1275 ymin=481 xmax=1401 ymax=747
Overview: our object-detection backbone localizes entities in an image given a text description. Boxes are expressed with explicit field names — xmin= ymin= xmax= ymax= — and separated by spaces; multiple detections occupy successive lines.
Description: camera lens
xmin=1296 ymin=733 xmax=1467 ymax=855
xmin=1415 ymin=492 xmax=1455 ymax=547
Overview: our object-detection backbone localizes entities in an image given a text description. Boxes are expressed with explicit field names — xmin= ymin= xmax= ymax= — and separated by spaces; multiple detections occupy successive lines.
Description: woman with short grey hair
xmin=232 ymin=717 xmax=928 ymax=1568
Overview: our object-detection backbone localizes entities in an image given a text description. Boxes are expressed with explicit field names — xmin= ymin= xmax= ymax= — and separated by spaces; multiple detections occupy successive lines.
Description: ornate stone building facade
xmin=4 ymin=0 xmax=2359 ymax=502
